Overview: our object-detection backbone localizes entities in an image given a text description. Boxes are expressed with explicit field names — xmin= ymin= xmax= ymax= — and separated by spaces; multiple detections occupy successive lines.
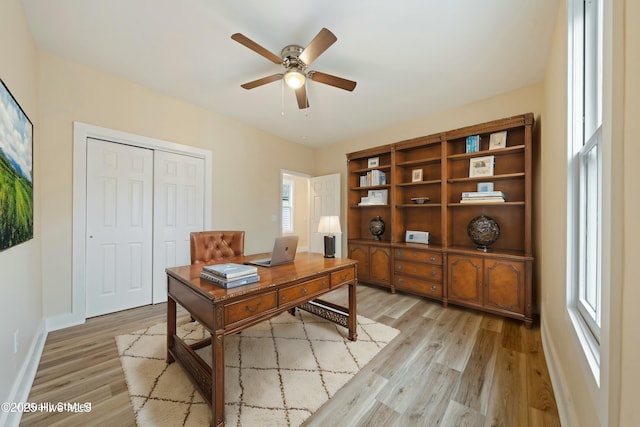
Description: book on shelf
xmin=200 ymin=270 xmax=260 ymax=289
xmin=460 ymin=197 xmax=506 ymax=203
xmin=202 ymin=262 xmax=258 ymax=280
xmin=461 ymin=191 xmax=506 ymax=199
xmin=466 ymin=135 xmax=480 ymax=153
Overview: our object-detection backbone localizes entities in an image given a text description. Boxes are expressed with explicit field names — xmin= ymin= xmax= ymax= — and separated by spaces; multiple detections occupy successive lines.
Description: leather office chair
xmin=190 ymin=231 xmax=245 ymax=264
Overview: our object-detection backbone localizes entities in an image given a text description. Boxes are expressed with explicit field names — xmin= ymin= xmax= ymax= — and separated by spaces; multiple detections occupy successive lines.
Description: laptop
xmin=248 ymin=235 xmax=299 ymax=267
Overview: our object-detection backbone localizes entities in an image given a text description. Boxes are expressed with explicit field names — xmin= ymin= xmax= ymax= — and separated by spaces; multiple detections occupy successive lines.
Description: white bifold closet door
xmin=85 ymin=138 xmax=154 ymax=317
xmin=85 ymin=138 xmax=205 ymax=317
xmin=152 ymin=150 xmax=205 ymax=303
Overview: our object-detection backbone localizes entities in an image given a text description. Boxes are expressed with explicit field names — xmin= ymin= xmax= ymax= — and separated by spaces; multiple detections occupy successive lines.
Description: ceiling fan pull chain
xmin=281 ymin=79 xmax=285 ymax=116
xmin=304 ymin=80 xmax=309 ymax=117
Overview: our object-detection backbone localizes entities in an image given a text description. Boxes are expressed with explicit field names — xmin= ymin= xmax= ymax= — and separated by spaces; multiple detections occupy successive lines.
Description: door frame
xmin=58 ymin=122 xmax=212 ymax=330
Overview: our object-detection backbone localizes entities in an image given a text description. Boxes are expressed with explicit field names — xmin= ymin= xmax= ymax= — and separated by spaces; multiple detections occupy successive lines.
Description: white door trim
xmin=48 ymin=122 xmax=212 ymax=331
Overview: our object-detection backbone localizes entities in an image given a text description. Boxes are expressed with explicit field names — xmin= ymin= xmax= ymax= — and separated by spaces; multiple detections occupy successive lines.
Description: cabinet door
xmin=484 ymin=259 xmax=525 ymax=314
xmin=448 ymin=254 xmax=483 ymax=306
xmin=370 ymin=246 xmax=391 ymax=285
xmin=348 ymin=244 xmax=370 ymax=282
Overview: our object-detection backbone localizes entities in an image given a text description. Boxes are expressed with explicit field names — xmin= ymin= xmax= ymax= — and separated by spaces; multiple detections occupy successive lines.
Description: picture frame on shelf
xmin=489 ymin=131 xmax=507 ymax=150
xmin=411 ymin=168 xmax=423 ymax=182
xmin=367 ymin=157 xmax=380 ymax=168
xmin=469 ymin=155 xmax=495 ymax=178
xmin=477 ymin=182 xmax=494 ymax=192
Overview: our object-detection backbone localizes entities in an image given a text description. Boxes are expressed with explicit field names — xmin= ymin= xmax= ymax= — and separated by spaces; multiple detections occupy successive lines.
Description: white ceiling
xmin=22 ymin=0 xmax=558 ymax=147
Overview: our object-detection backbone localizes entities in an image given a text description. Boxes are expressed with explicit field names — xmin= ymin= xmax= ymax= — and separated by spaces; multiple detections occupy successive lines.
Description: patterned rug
xmin=116 ymin=310 xmax=399 ymax=426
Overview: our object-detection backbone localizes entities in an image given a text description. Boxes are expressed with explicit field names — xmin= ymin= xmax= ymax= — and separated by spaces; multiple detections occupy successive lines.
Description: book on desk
xmin=200 ymin=262 xmax=259 ymax=288
xmin=202 ymin=263 xmax=257 ymax=279
xmin=200 ymin=270 xmax=260 ymax=288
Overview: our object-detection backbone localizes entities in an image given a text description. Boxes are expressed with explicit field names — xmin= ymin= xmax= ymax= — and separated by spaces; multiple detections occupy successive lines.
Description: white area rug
xmin=116 ymin=310 xmax=399 ymax=426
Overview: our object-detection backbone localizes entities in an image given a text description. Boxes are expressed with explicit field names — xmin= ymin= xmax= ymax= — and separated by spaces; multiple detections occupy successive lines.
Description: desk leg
xmin=167 ymin=296 xmax=176 ymax=363
xmin=212 ymin=332 xmax=225 ymax=427
xmin=348 ymin=279 xmax=358 ymax=341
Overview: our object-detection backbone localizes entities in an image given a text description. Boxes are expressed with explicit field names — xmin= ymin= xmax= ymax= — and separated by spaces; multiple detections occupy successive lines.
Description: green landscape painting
xmin=0 ymin=79 xmax=33 ymax=251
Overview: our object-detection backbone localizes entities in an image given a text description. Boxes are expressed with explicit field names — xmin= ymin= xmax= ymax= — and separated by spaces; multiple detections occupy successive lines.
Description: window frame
xmin=567 ymin=0 xmax=604 ymax=381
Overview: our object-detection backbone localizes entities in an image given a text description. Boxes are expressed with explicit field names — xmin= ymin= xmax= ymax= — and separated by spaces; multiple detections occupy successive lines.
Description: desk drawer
xmin=394 ymin=274 xmax=443 ymax=297
xmin=394 ymin=249 xmax=442 ymax=265
xmin=279 ymin=276 xmax=329 ymax=305
xmin=394 ymin=261 xmax=442 ymax=281
xmin=225 ymin=291 xmax=277 ymax=325
xmin=331 ymin=267 xmax=355 ymax=288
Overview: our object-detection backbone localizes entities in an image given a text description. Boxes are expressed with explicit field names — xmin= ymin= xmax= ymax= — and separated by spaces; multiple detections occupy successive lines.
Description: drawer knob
xmin=398 ymin=264 xmax=403 ymax=270
xmin=398 ymin=278 xmax=404 ymax=284
xmin=430 ymin=256 xmax=436 ymax=262
xmin=246 ymin=302 xmax=262 ymax=313
xmin=301 ymin=287 xmax=307 ymax=295
xmin=397 ymin=251 xmax=403 ymax=257
xmin=431 ymin=270 xmax=437 ymax=276
xmin=431 ymin=285 xmax=437 ymax=292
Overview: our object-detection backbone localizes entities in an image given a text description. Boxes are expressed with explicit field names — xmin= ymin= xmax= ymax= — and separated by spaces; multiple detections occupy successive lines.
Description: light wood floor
xmin=22 ymin=284 xmax=560 ymax=426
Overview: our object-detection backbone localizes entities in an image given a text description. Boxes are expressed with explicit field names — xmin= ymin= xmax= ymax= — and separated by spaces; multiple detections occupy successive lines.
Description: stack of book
xmin=200 ymin=263 xmax=259 ymax=289
xmin=360 ymin=169 xmax=386 ymax=187
xmin=460 ymin=191 xmax=506 ymax=203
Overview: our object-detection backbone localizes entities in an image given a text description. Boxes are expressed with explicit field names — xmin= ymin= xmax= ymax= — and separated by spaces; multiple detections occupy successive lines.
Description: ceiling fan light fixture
xmin=284 ymin=69 xmax=306 ymax=89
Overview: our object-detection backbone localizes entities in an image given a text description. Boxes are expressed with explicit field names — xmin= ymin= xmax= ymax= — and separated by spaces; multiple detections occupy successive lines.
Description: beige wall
xmin=0 ymin=0 xmax=42 ymax=409
xmin=37 ymin=52 xmax=316 ymax=317
xmin=620 ymin=0 xmax=639 ymax=424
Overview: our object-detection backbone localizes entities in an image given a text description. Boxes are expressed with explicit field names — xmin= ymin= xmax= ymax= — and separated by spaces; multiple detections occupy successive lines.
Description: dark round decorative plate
xmin=467 ymin=215 xmax=500 ymax=251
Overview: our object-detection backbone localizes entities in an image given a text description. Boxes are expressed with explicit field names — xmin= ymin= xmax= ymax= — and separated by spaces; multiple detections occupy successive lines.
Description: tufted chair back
xmin=190 ymin=231 xmax=245 ymax=265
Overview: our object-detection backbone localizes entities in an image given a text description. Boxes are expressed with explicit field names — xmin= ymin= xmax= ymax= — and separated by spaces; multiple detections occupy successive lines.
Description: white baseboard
xmin=0 ymin=320 xmax=48 ymax=427
xmin=45 ymin=312 xmax=85 ymax=332
xmin=540 ymin=315 xmax=577 ymax=427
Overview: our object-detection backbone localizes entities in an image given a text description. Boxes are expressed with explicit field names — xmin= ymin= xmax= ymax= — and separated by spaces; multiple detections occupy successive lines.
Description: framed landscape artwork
xmin=0 ymin=79 xmax=33 ymax=251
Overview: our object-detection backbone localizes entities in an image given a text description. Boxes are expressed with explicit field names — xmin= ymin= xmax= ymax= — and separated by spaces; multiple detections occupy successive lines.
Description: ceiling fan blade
xmin=231 ymin=33 xmax=282 ymax=64
xmin=308 ymin=71 xmax=357 ymax=92
xmin=299 ymin=28 xmax=337 ymax=66
xmin=240 ymin=74 xmax=283 ymax=89
xmin=295 ymin=86 xmax=310 ymax=109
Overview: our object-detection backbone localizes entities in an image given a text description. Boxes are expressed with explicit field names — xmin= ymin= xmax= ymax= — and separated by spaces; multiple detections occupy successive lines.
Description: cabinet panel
xmin=348 ymin=242 xmax=391 ymax=287
xmin=484 ymin=259 xmax=525 ymax=314
xmin=370 ymin=246 xmax=391 ymax=284
xmin=348 ymin=244 xmax=370 ymax=282
xmin=448 ymin=255 xmax=482 ymax=305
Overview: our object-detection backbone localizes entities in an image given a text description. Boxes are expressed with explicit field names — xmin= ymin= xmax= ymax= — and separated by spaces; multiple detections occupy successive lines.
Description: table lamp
xmin=318 ymin=215 xmax=341 ymax=258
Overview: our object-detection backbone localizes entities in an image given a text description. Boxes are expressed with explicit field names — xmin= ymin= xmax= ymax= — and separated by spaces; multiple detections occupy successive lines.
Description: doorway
xmin=280 ymin=171 xmax=342 ymax=257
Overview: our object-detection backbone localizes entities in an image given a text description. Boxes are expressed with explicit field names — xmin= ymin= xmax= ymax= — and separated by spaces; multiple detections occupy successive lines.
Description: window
xmin=568 ymin=0 xmax=603 ymax=366
xmin=282 ymin=180 xmax=293 ymax=233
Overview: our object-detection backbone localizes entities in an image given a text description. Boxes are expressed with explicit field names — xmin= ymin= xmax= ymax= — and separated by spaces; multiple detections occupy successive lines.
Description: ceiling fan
xmin=231 ymin=28 xmax=357 ymax=109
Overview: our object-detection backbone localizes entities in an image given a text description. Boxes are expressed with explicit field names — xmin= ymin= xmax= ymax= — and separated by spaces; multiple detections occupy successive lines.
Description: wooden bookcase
xmin=347 ymin=113 xmax=535 ymax=326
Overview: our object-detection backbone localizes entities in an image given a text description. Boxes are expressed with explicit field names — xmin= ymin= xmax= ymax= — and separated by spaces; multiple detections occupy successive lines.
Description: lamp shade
xmin=318 ymin=216 xmax=341 ymax=234
xmin=284 ymin=69 xmax=306 ymax=89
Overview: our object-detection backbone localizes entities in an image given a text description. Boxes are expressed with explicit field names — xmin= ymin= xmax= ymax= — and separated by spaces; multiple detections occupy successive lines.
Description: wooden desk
xmin=166 ymin=252 xmax=358 ymax=427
